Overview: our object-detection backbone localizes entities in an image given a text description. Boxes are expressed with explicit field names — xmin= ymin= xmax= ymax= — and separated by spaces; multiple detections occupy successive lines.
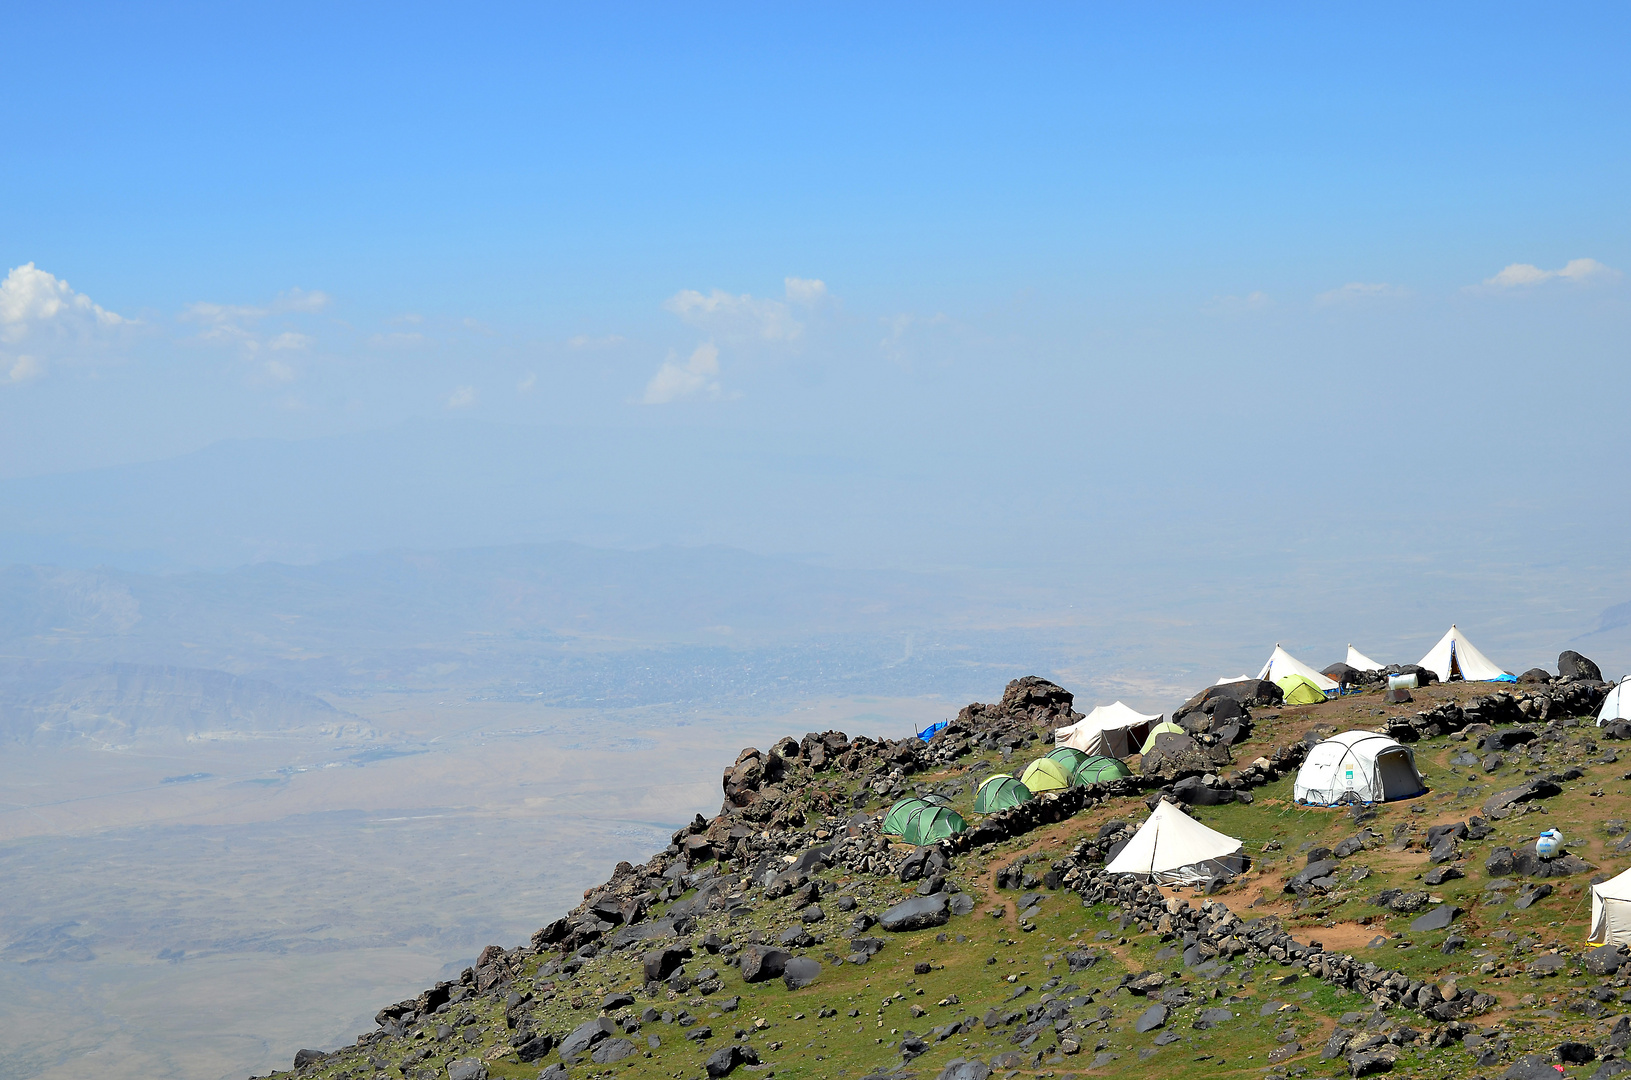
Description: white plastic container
xmin=1388 ymin=673 xmax=1418 ymax=691
xmin=1536 ymin=829 xmax=1563 ymax=859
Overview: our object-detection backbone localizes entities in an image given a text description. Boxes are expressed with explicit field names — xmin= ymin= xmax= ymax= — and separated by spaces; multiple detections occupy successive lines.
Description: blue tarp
xmin=916 ymin=720 xmax=949 ymax=741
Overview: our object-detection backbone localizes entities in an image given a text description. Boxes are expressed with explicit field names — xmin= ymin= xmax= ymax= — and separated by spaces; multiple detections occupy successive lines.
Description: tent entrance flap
xmin=1375 ymin=749 xmax=1426 ymax=799
xmin=1418 ymin=625 xmax=1512 ymax=682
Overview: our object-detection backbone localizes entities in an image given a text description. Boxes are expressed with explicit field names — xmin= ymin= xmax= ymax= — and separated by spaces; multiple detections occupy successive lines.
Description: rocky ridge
xmin=264 ymin=661 xmax=1626 ymax=1080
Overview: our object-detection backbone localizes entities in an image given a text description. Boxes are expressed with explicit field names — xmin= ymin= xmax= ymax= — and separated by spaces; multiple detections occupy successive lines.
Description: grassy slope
xmin=288 ymin=681 xmax=1618 ymax=1080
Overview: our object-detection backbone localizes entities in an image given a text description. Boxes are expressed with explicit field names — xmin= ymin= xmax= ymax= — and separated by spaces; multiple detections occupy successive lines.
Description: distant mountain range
xmin=0 ymin=658 xmax=359 ymax=745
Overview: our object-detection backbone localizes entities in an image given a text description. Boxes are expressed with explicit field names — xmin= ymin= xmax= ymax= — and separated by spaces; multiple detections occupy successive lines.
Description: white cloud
xmin=517 ymin=372 xmax=537 ymax=393
xmin=1483 ymin=257 xmax=1619 ymax=288
xmin=446 ymin=385 xmax=478 ymax=409
xmin=661 ymin=277 xmax=833 ymax=344
xmin=274 ymin=287 xmax=330 ymax=313
xmin=784 ymin=277 xmax=828 ymax=305
xmin=181 ymin=286 xmax=328 ymax=353
xmin=0 ymin=263 xmax=125 ymax=342
xmin=267 ymin=331 xmax=311 ymax=351
xmin=665 ymin=288 xmax=801 ymax=341
xmin=182 ymin=301 xmax=267 ymax=327
xmin=1315 ymin=282 xmax=1407 ymax=306
xmin=643 ymin=342 xmax=721 ymax=404
xmin=264 ymin=358 xmax=296 ymax=382
xmin=8 ymin=355 xmax=42 ymax=382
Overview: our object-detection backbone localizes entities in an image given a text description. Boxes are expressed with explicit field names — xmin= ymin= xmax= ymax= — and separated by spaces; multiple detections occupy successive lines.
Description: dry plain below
xmin=0 ymin=692 xmax=952 ymax=1080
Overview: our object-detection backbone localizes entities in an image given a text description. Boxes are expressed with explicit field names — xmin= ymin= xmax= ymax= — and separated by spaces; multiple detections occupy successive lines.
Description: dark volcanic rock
xmin=515 ymin=1033 xmax=555 ymax=1062
xmin=1142 ymin=732 xmax=1224 ymax=776
xmin=1066 ymin=949 xmax=1099 ymax=972
xmin=1560 ymin=651 xmax=1603 ymax=681
xmin=1425 ymin=822 xmax=1467 ymax=845
xmin=559 ymin=1017 xmax=615 ymax=1059
xmin=1349 ymin=1049 xmax=1398 ymax=1076
xmin=1409 ymin=905 xmax=1458 ymax=933
xmin=1423 ymin=865 xmax=1463 ymax=887
xmin=737 ymin=945 xmax=791 ymax=983
xmin=591 ymin=1037 xmax=639 ymax=1064
xmin=1556 ymin=1042 xmax=1598 ymax=1065
xmin=1584 ymin=945 xmax=1626 ymax=975
xmin=704 ymin=1043 xmax=761 ymax=1077
xmin=934 ymin=1061 xmax=993 ymax=1080
xmin=643 ymin=946 xmax=689 ymax=983
xmin=1287 ymin=859 xmax=1340 ymax=894
xmin=782 ymin=956 xmax=821 ymax=990
xmin=1135 ymin=1004 xmax=1168 ymax=1032
xmin=1503 ymin=1054 xmax=1569 ymax=1079
xmin=1483 ymin=778 xmax=1561 ymax=816
xmin=1173 ymin=680 xmax=1276 ymax=720
xmin=879 ymin=893 xmax=950 ymax=932
xmin=1172 ymin=775 xmax=1232 ymax=805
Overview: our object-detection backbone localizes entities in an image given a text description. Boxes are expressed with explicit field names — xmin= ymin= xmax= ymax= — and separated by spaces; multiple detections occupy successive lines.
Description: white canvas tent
xmin=1418 ymin=625 xmax=1512 ymax=682
xmin=1104 ymin=799 xmax=1246 ymax=884
xmin=1257 ymin=645 xmax=1338 ymax=693
xmin=1055 ymin=702 xmax=1160 ymax=758
xmin=1295 ymin=730 xmax=1426 ymax=805
xmin=1346 ymin=645 xmax=1385 ymax=672
xmin=1215 ymin=674 xmax=1254 ymax=685
xmin=1590 ymin=866 xmax=1631 ymax=947
xmin=1599 ymin=678 xmax=1630 ymax=726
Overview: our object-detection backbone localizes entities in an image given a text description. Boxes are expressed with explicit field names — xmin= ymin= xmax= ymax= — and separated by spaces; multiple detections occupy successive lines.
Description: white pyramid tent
xmin=1418 ymin=625 xmax=1512 ymax=682
xmin=1600 ymin=678 xmax=1631 ymax=726
xmin=1257 ymin=645 xmax=1338 ymax=693
xmin=1346 ymin=646 xmax=1385 ymax=672
xmin=1055 ymin=702 xmax=1160 ymax=758
xmin=1215 ymin=674 xmax=1255 ymax=685
xmin=1591 ymin=865 xmax=1631 ymax=947
xmin=1104 ymin=799 xmax=1246 ymax=884
xmin=1294 ymin=730 xmax=1426 ymax=805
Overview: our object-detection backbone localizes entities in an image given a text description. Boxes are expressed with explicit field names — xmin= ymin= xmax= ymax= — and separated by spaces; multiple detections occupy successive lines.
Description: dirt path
xmin=975 ymin=815 xmax=1099 ymax=919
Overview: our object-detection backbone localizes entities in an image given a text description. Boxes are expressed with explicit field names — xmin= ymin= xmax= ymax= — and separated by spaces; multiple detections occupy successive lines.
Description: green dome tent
xmin=973 ymin=773 xmax=1033 ymax=813
xmin=919 ymin=793 xmax=954 ymax=808
xmin=882 ymin=797 xmax=930 ymax=836
xmin=1073 ymin=755 xmax=1133 ymax=785
xmin=1137 ymin=720 xmax=1187 ymax=756
xmin=901 ymin=804 xmax=966 ymax=845
xmin=1044 ymin=746 xmax=1091 ymax=779
xmin=1276 ymin=673 xmax=1327 ymax=706
xmin=1019 ymin=757 xmax=1072 ymax=793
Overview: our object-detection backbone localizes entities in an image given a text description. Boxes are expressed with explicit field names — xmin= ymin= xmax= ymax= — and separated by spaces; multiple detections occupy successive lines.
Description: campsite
xmin=266 ymin=638 xmax=1630 ymax=1080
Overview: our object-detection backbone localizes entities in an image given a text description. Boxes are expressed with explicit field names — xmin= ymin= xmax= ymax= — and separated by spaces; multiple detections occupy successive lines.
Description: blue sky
xmin=1 ymin=4 xmax=1627 ymax=592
